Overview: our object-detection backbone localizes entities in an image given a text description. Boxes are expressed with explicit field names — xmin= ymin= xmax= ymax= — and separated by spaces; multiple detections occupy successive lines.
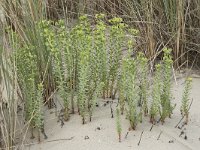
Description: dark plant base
xmin=82 ymin=118 xmax=85 ymax=124
xmin=129 ymin=125 xmax=136 ymax=131
xmin=89 ymin=116 xmax=92 ymax=122
xmin=37 ymin=130 xmax=41 ymax=142
xmin=30 ymin=128 xmax=35 ymax=139
xmin=150 ymin=116 xmax=156 ymax=125
xmin=30 ymin=135 xmax=35 ymax=139
xmin=144 ymin=109 xmax=148 ymax=116
xmin=42 ymin=132 xmax=48 ymax=139
xmin=118 ymin=133 xmax=121 ymax=142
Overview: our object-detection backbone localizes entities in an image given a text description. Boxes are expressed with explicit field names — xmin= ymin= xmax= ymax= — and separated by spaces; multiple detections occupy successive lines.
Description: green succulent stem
xmin=160 ymin=47 xmax=174 ymax=124
xmin=150 ymin=64 xmax=162 ymax=124
xmin=116 ymin=108 xmax=122 ymax=142
xmin=181 ymin=77 xmax=192 ymax=124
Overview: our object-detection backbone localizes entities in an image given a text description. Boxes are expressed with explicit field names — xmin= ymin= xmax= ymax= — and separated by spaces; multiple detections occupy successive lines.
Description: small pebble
xmin=184 ymin=135 xmax=187 ymax=140
xmin=96 ymin=127 xmax=101 ymax=130
xmin=61 ymin=120 xmax=64 ymax=128
xmin=169 ymin=140 xmax=174 ymax=143
xmin=179 ymin=131 xmax=184 ymax=137
xmin=85 ymin=136 xmax=89 ymax=140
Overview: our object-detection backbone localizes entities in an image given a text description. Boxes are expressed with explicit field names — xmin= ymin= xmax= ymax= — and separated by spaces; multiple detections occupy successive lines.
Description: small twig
xmin=125 ymin=131 xmax=129 ymax=139
xmin=26 ymin=137 xmax=75 ymax=147
xmin=187 ymin=98 xmax=193 ymax=111
xmin=157 ymin=131 xmax=163 ymax=140
xmin=175 ymin=116 xmax=185 ymax=128
xmin=137 ymin=131 xmax=144 ymax=146
xmin=179 ymin=121 xmax=186 ymax=130
xmin=102 ymin=100 xmax=115 ymax=102
xmin=149 ymin=124 xmax=154 ymax=131
xmin=157 ymin=117 xmax=162 ymax=123
xmin=110 ymin=102 xmax=114 ymax=118
xmin=172 ymin=66 xmax=177 ymax=85
xmin=60 ymin=119 xmax=64 ymax=128
xmin=175 ymin=99 xmax=193 ymax=128
xmin=116 ymin=98 xmax=119 ymax=107
xmin=46 ymin=137 xmax=74 ymax=142
xmin=179 ymin=131 xmax=185 ymax=137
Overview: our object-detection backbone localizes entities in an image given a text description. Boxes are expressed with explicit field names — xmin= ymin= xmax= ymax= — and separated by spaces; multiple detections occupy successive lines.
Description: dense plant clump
xmin=1 ymin=0 xmax=199 ymax=148
xmin=14 ymin=41 xmax=45 ymax=139
xmin=2 ymin=13 xmax=187 ymax=146
xmin=181 ymin=77 xmax=192 ymax=124
xmin=118 ymin=47 xmax=176 ymax=129
xmin=8 ymin=14 xmax=137 ymax=128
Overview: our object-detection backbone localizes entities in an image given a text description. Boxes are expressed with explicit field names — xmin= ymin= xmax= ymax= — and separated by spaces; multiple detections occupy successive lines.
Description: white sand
xmin=26 ymin=74 xmax=200 ymax=150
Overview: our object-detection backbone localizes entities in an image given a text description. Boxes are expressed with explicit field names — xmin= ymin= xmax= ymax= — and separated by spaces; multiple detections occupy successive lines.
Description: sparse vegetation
xmin=0 ymin=1 xmax=199 ymax=148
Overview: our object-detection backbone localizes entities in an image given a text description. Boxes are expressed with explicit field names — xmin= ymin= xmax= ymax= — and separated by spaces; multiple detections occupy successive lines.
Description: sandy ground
xmin=25 ymin=73 xmax=200 ymax=150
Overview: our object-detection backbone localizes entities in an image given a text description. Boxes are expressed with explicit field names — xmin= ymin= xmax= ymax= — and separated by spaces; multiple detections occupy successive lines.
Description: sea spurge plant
xmin=56 ymin=20 xmax=76 ymax=115
xmin=116 ymin=107 xmax=122 ymax=142
xmin=34 ymin=83 xmax=44 ymax=141
xmin=87 ymin=82 xmax=103 ymax=122
xmin=87 ymin=49 xmax=102 ymax=122
xmin=26 ymin=77 xmax=37 ymax=137
xmin=94 ymin=14 xmax=108 ymax=99
xmin=160 ymin=47 xmax=174 ymax=124
xmin=122 ymin=61 xmax=138 ymax=128
xmin=76 ymin=15 xmax=103 ymax=122
xmin=85 ymin=58 xmax=102 ymax=122
xmin=78 ymin=51 xmax=90 ymax=124
xmin=118 ymin=73 xmax=126 ymax=115
xmin=39 ymin=20 xmax=70 ymax=120
xmin=118 ymin=40 xmax=133 ymax=115
xmin=107 ymin=17 xmax=127 ymax=99
xmin=181 ymin=77 xmax=192 ymax=124
xmin=121 ymin=57 xmax=140 ymax=130
xmin=136 ymin=52 xmax=148 ymax=116
xmin=15 ymin=45 xmax=37 ymax=118
xmin=73 ymin=15 xmax=93 ymax=114
xmin=88 ymin=14 xmax=106 ymax=103
xmin=14 ymin=44 xmax=45 ymax=140
xmin=150 ymin=64 xmax=162 ymax=124
xmin=59 ymin=82 xmax=70 ymax=121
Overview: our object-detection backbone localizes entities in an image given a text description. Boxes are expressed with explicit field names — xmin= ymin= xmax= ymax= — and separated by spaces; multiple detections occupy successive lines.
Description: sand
xmin=25 ymin=73 xmax=200 ymax=150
